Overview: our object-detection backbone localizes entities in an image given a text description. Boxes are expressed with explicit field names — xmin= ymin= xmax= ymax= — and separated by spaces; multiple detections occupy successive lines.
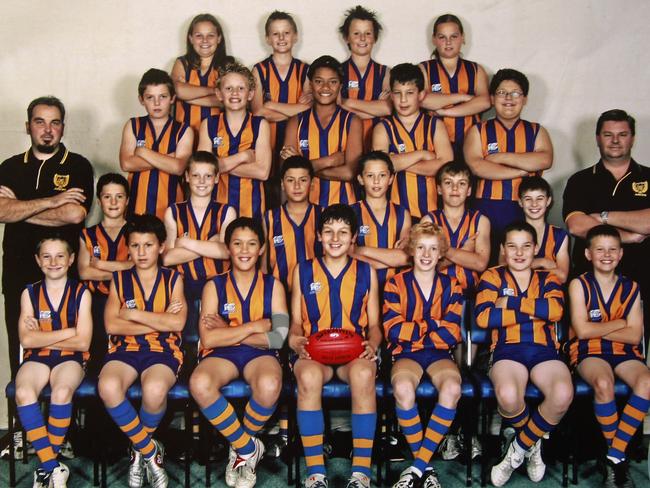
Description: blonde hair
xmin=217 ymin=62 xmax=255 ymax=90
xmin=406 ymin=221 xmax=449 ymax=257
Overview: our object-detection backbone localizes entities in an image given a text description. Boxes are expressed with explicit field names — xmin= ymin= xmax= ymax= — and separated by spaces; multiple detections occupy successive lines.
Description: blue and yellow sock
xmin=243 ymin=398 xmax=277 ymax=436
xmin=594 ymin=400 xmax=618 ymax=447
xmin=395 ymin=405 xmax=423 ymax=457
xmin=501 ymin=404 xmax=530 ymax=432
xmin=297 ymin=409 xmax=326 ymax=476
xmin=106 ymin=400 xmax=156 ymax=459
xmin=515 ymin=408 xmax=556 ymax=452
xmin=47 ymin=402 xmax=72 ymax=455
xmin=608 ymin=394 xmax=650 ymax=461
xmin=200 ymin=396 xmax=255 ymax=456
xmin=412 ymin=404 xmax=455 ymax=475
xmin=279 ymin=406 xmax=289 ymax=440
xmin=17 ymin=402 xmax=58 ymax=472
xmin=139 ymin=407 xmax=166 ymax=435
xmin=351 ymin=412 xmax=376 ymax=477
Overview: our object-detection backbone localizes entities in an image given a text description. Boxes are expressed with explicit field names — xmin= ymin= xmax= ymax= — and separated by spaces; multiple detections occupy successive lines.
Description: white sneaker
xmin=525 ymin=440 xmax=546 ymax=482
xmin=422 ymin=468 xmax=442 ymax=488
xmin=50 ymin=463 xmax=70 ymax=488
xmin=392 ymin=468 xmax=418 ymax=488
xmin=470 ymin=435 xmax=482 ymax=459
xmin=490 ymin=440 xmax=524 ymax=487
xmin=32 ymin=467 xmax=50 ymax=488
xmin=225 ymin=446 xmax=239 ymax=487
xmin=304 ymin=473 xmax=328 ymax=488
xmin=441 ymin=434 xmax=461 ymax=460
xmin=345 ymin=471 xmax=371 ymax=488
xmin=234 ymin=437 xmax=265 ymax=488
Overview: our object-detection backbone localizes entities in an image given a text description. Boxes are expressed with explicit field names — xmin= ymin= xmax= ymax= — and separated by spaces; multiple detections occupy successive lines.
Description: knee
xmin=50 ymin=385 xmax=75 ymax=405
xmin=98 ymin=376 xmax=124 ymax=405
xmin=548 ymin=381 xmax=574 ymax=414
xmin=296 ymin=367 xmax=323 ymax=398
xmin=349 ymin=363 xmax=376 ymax=393
xmin=14 ymin=385 xmax=38 ymax=406
xmin=392 ymin=377 xmax=416 ymax=410
xmin=141 ymin=381 xmax=169 ymax=410
xmin=254 ymin=374 xmax=282 ymax=405
xmin=189 ymin=371 xmax=216 ymax=404
xmin=438 ymin=377 xmax=462 ymax=407
xmin=633 ymin=372 xmax=650 ymax=399
xmin=495 ymin=384 xmax=523 ymax=414
xmin=592 ymin=376 xmax=615 ymax=401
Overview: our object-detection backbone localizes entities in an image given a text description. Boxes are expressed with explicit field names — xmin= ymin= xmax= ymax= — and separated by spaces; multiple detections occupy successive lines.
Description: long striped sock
xmin=243 ymin=398 xmax=277 ymax=436
xmin=515 ymin=408 xmax=556 ymax=451
xmin=351 ymin=412 xmax=376 ymax=477
xmin=395 ymin=406 xmax=423 ymax=457
xmin=501 ymin=404 xmax=530 ymax=432
xmin=47 ymin=402 xmax=72 ymax=455
xmin=412 ymin=404 xmax=456 ymax=476
xmin=297 ymin=409 xmax=326 ymax=476
xmin=139 ymin=407 xmax=166 ymax=435
xmin=279 ymin=406 xmax=289 ymax=439
xmin=17 ymin=402 xmax=59 ymax=472
xmin=200 ymin=396 xmax=255 ymax=456
xmin=608 ymin=394 xmax=650 ymax=461
xmin=594 ymin=400 xmax=618 ymax=446
xmin=106 ymin=400 xmax=156 ymax=459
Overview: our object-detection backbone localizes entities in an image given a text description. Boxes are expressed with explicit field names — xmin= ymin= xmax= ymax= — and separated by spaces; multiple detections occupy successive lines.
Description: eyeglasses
xmin=495 ymin=89 xmax=524 ymax=99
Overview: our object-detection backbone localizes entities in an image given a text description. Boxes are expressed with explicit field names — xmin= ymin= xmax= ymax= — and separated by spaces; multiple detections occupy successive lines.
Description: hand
xmin=532 ymin=257 xmax=555 ymax=270
xmin=289 ymin=335 xmax=310 ymax=359
xmin=359 ymin=340 xmax=377 ymax=361
xmin=252 ymin=318 xmax=272 ymax=334
xmin=175 ymin=235 xmax=193 ymax=249
xmin=394 ymin=237 xmax=408 ymax=250
xmin=378 ymin=89 xmax=391 ymax=101
xmin=436 ymin=257 xmax=452 ymax=270
xmin=166 ymin=300 xmax=183 ymax=314
xmin=202 ymin=313 xmax=228 ymax=330
xmin=461 ymin=234 xmax=477 ymax=252
xmin=50 ymin=188 xmax=86 ymax=207
xmin=495 ymin=297 xmax=508 ymax=309
xmin=0 ymin=185 xmax=17 ymax=199
xmin=24 ymin=317 xmax=40 ymax=331
xmin=298 ymin=92 xmax=313 ymax=105
xmin=280 ymin=145 xmax=299 ymax=160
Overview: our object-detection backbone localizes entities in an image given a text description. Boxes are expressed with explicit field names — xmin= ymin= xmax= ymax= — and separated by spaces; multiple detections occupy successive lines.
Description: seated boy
xmin=475 ymin=222 xmax=573 ymax=486
xmin=98 ymin=214 xmax=187 ymax=488
xmin=569 ymin=224 xmax=650 ymax=487
xmin=119 ymin=68 xmax=193 ymax=219
xmin=78 ymin=173 xmax=132 ymax=374
xmin=372 ymin=63 xmax=453 ymax=220
xmin=15 ymin=235 xmax=92 ymax=487
xmin=384 ymin=222 xmax=464 ymax=488
xmin=198 ymin=62 xmax=272 ymax=220
xmin=289 ymin=204 xmax=381 ymax=488
xmin=281 ymin=56 xmax=363 ymax=207
xmin=190 ymin=217 xmax=288 ymax=488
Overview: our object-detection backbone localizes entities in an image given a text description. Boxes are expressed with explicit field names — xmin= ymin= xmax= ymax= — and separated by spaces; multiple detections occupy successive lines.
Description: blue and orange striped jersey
xmin=207 ymin=112 xmax=266 ymax=219
xmin=23 ymin=279 xmax=88 ymax=361
xmin=569 ymin=272 xmax=643 ymax=364
xmin=170 ymin=200 xmax=233 ymax=283
xmin=420 ymin=58 xmax=481 ymax=145
xmin=128 ymin=116 xmax=189 ymax=219
xmin=379 ymin=113 xmax=442 ymax=218
xmin=425 ymin=209 xmax=483 ymax=292
xmin=475 ymin=266 xmax=564 ymax=351
xmin=474 ymin=118 xmax=541 ymax=202
xmin=254 ymin=56 xmax=309 ymax=154
xmin=383 ymin=269 xmax=463 ymax=355
xmin=200 ymin=270 xmax=276 ymax=357
xmin=297 ymin=257 xmax=371 ymax=337
xmin=351 ymin=200 xmax=408 ymax=287
xmin=79 ymin=223 xmax=129 ymax=295
xmin=174 ymin=56 xmax=220 ymax=132
xmin=264 ymin=203 xmax=321 ymax=291
xmin=296 ymin=106 xmax=357 ymax=206
xmin=108 ymin=267 xmax=183 ymax=363
xmin=536 ymin=224 xmax=569 ymax=263
xmin=341 ymin=58 xmax=388 ymax=150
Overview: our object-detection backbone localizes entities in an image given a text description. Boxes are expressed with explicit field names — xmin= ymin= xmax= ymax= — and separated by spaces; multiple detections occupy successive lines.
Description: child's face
xmin=585 ymin=235 xmax=622 ymax=273
xmin=318 ymin=219 xmax=355 ymax=259
xmin=217 ymin=73 xmax=253 ymax=110
xmin=139 ymin=84 xmax=174 ymax=120
xmin=492 ymin=80 xmax=526 ymax=121
xmin=128 ymin=232 xmax=163 ymax=270
xmin=412 ymin=235 xmax=441 ymax=273
xmin=501 ymin=230 xmax=536 ymax=272
xmin=519 ymin=189 xmax=551 ymax=221
xmin=98 ymin=183 xmax=128 ymax=219
xmin=311 ymin=67 xmax=341 ymax=106
xmin=357 ymin=159 xmax=393 ymax=199
xmin=281 ymin=168 xmax=312 ymax=203
xmin=432 ymin=22 xmax=464 ymax=59
xmin=36 ymin=240 xmax=73 ymax=280
xmin=438 ymin=172 xmax=471 ymax=207
xmin=346 ymin=19 xmax=376 ymax=56
xmin=266 ymin=20 xmax=297 ymax=54
xmin=189 ymin=21 xmax=221 ymax=59
xmin=186 ymin=162 xmax=217 ymax=198
xmin=390 ymin=81 xmax=425 ymax=118
xmin=228 ymin=227 xmax=262 ymax=272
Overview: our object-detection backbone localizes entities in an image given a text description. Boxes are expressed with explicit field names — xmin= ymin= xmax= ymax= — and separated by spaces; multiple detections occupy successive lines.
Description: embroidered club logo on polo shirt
xmin=53 ymin=174 xmax=70 ymax=191
xmin=632 ymin=181 xmax=648 ymax=197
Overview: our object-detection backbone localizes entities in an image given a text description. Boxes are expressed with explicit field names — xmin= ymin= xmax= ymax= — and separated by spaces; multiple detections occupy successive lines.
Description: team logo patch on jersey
xmin=273 ymin=235 xmax=284 ymax=247
xmin=487 ymin=143 xmax=499 ymax=154
xmin=223 ymin=303 xmax=236 ymax=314
xmin=348 ymin=80 xmax=359 ymax=89
xmin=309 ymin=281 xmax=322 ymax=294
xmin=502 ymin=288 xmax=515 ymax=297
xmin=431 ymin=83 xmax=442 ymax=93
xmin=92 ymin=246 xmax=102 ymax=258
xmin=39 ymin=311 xmax=51 ymax=320
xmin=53 ymin=174 xmax=70 ymax=191
xmin=397 ymin=143 xmax=407 ymax=153
xmin=125 ymin=299 xmax=137 ymax=309
xmin=299 ymin=139 xmax=309 ymax=150
xmin=359 ymin=225 xmax=370 ymax=236
xmin=213 ymin=136 xmax=223 ymax=147
xmin=136 ymin=139 xmax=146 ymax=148
xmin=589 ymin=309 xmax=602 ymax=321
xmin=632 ymin=181 xmax=648 ymax=196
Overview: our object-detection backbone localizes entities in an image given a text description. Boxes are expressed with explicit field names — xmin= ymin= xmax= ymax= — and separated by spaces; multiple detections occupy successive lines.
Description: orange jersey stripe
xmin=174 ymin=56 xmax=221 ymax=132
xmin=80 ymin=223 xmax=129 ymax=295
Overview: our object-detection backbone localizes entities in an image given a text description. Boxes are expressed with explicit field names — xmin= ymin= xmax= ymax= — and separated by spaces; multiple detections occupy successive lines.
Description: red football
xmin=305 ymin=329 xmax=365 ymax=365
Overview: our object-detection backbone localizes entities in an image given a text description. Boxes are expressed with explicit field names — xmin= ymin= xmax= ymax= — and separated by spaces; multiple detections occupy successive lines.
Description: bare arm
xmin=121 ymin=277 xmax=186 ymax=333
xmin=463 ymin=126 xmax=529 ymax=180
xmin=171 ymin=59 xmax=219 ymax=103
xmin=18 ymin=289 xmax=76 ymax=349
xmin=288 ymin=266 xmax=310 ymax=358
xmin=241 ymin=279 xmax=289 ymax=348
xmin=599 ymin=209 xmax=650 ymax=235
xmin=226 ymin=120 xmax=272 ymax=180
xmin=134 ymin=129 xmax=193 ymax=176
xmin=434 ymin=65 xmax=491 ymax=118
xmin=26 ymin=203 xmax=87 ymax=227
xmin=78 ymin=237 xmax=112 ymax=281
xmin=317 ymin=115 xmax=363 ymax=181
xmin=363 ymin=268 xmax=383 ymax=357
xmin=602 ymin=294 xmax=644 ymax=345
xmin=533 ymin=235 xmax=570 ymax=283
xmin=341 ymin=98 xmax=391 ymax=119
xmin=485 ymin=126 xmax=553 ymax=172
xmin=444 ymin=216 xmax=491 ymax=272
xmin=104 ymin=280 xmax=158 ymax=336
xmin=119 ymin=121 xmax=154 ymax=172
xmin=569 ymin=279 xmax=626 ymax=339
xmin=197 ymin=118 xmax=215 ymax=153
xmin=352 ymin=246 xmax=409 ymax=268
xmin=47 ymin=289 xmax=93 ymax=352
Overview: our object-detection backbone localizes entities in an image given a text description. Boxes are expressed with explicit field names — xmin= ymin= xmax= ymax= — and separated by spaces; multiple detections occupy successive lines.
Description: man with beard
xmin=0 ymin=96 xmax=94 ymax=378
xmin=563 ymin=109 xmax=650 ymax=350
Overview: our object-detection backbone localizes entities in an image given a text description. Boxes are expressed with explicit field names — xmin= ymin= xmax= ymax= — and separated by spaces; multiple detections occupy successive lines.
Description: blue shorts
xmin=491 ymin=343 xmax=560 ymax=371
xmin=393 ymin=349 xmax=453 ymax=371
xmin=202 ymin=345 xmax=278 ymax=375
xmin=576 ymin=353 xmax=644 ymax=369
xmin=22 ymin=354 xmax=84 ymax=370
xmin=104 ymin=350 xmax=181 ymax=375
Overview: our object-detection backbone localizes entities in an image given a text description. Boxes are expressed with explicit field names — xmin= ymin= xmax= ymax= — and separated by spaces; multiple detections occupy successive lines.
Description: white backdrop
xmin=1 ymin=0 xmax=650 ymax=425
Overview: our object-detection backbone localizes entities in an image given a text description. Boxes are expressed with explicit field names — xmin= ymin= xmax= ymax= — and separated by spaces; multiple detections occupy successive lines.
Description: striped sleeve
xmin=474 ymin=269 xmax=519 ymax=329
xmin=504 ymin=273 xmax=564 ymax=321
xmin=382 ymin=278 xmax=425 ymax=344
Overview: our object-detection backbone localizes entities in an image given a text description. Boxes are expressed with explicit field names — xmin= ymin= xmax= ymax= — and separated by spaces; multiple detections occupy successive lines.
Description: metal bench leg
xmin=8 ymin=398 xmax=16 ymax=487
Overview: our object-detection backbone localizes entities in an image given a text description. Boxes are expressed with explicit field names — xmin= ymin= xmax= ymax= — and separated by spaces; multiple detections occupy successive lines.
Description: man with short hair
xmin=563 ymin=108 xmax=650 ymax=348
xmin=0 ymin=96 xmax=94 ymax=377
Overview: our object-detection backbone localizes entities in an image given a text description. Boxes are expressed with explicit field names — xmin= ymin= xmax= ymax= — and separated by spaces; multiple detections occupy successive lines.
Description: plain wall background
xmin=1 ymin=0 xmax=649 ymax=426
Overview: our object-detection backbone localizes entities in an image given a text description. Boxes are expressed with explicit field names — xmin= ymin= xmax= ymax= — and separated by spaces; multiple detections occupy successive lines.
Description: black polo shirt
xmin=0 ymin=144 xmax=94 ymax=292
xmin=562 ymin=159 xmax=650 ymax=285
